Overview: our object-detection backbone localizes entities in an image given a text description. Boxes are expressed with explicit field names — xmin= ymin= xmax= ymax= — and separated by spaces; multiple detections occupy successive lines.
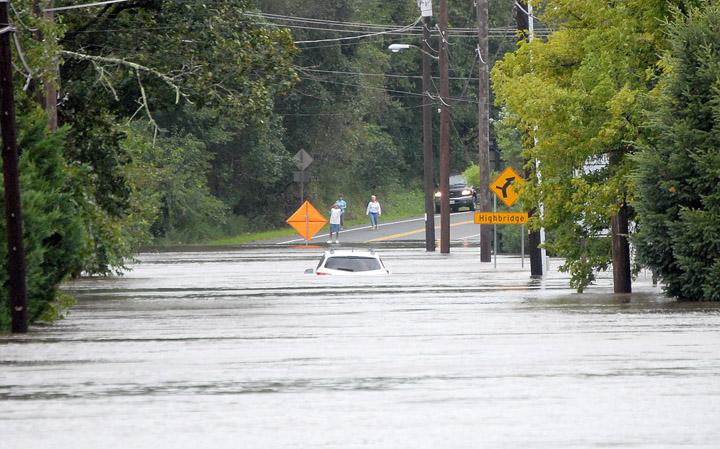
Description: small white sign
xmin=418 ymin=0 xmax=432 ymax=17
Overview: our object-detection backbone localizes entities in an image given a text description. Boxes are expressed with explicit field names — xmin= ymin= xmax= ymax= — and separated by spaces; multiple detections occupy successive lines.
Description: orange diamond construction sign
xmin=286 ymin=200 xmax=327 ymax=241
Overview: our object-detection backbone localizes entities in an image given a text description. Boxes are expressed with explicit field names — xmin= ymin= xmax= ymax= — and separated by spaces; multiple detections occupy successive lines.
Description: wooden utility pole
xmin=31 ymin=0 xmax=57 ymax=130
xmin=1 ymin=0 xmax=29 ymax=333
xmin=610 ymin=149 xmax=631 ymax=293
xmin=515 ymin=0 xmax=543 ymax=276
xmin=422 ymin=15 xmax=436 ymax=252
xmin=44 ymin=3 xmax=57 ymax=131
xmin=611 ymin=199 xmax=632 ymax=293
xmin=476 ymin=0 xmax=491 ymax=262
xmin=438 ymin=0 xmax=450 ymax=254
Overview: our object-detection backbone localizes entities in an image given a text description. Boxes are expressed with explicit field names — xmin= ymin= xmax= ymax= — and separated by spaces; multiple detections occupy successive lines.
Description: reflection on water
xmin=2 ymin=247 xmax=720 ymax=449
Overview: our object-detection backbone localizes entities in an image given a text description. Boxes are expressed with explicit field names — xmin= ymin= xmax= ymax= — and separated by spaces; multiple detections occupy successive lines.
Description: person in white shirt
xmin=366 ymin=195 xmax=381 ymax=230
xmin=328 ymin=204 xmax=342 ymax=243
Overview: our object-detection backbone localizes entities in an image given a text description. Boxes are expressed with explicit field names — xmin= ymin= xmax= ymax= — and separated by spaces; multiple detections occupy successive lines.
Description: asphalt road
xmin=266 ymin=210 xmax=482 ymax=245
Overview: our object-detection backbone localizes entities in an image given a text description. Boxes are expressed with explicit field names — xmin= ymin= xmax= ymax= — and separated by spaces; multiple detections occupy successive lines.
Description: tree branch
xmin=60 ymin=49 xmax=190 ymax=104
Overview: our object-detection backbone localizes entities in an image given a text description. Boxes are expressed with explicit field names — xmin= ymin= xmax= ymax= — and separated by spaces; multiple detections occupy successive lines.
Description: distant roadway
xmin=262 ymin=210 xmax=481 ymax=245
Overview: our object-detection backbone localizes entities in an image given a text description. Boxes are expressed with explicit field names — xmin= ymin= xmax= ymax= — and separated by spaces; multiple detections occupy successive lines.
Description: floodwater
xmin=2 ymin=247 xmax=720 ymax=449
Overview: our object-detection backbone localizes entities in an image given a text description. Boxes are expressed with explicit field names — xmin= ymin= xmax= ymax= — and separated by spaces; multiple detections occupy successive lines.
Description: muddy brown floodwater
xmin=2 ymin=247 xmax=720 ymax=448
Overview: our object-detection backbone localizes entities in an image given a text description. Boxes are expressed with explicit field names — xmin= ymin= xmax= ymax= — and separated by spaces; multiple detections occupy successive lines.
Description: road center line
xmin=276 ymin=215 xmax=438 ymax=244
xmin=366 ymin=220 xmax=475 ymax=242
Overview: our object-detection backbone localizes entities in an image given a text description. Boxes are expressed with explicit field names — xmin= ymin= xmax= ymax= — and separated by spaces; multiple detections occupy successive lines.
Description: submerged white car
xmin=306 ymin=249 xmax=389 ymax=275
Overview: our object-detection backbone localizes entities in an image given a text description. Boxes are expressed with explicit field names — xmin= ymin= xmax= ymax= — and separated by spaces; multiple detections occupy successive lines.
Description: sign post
xmin=521 ymin=223 xmax=525 ymax=268
xmin=293 ymin=149 xmax=314 ymax=204
xmin=493 ymin=195 xmax=497 ymax=268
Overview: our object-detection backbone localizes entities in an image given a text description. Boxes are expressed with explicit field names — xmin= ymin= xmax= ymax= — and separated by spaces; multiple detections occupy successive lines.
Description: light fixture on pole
xmin=388 ymin=43 xmax=411 ymax=52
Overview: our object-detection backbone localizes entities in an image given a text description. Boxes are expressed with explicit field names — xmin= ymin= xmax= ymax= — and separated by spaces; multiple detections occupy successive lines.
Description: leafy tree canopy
xmin=492 ymin=0 xmax=675 ymax=290
xmin=633 ymin=2 xmax=720 ymax=301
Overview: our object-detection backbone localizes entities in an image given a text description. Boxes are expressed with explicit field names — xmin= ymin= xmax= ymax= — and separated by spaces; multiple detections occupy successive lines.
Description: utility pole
xmin=422 ymin=14 xmax=436 ymax=252
xmin=527 ymin=1 xmax=549 ymax=275
xmin=438 ymin=0 xmax=450 ymax=254
xmin=611 ymin=196 xmax=632 ymax=293
xmin=31 ymin=0 xmax=57 ymax=130
xmin=476 ymin=0 xmax=491 ymax=262
xmin=515 ymin=0 xmax=543 ymax=276
xmin=44 ymin=3 xmax=57 ymax=131
xmin=1 ymin=0 xmax=29 ymax=333
xmin=610 ymin=150 xmax=631 ymax=293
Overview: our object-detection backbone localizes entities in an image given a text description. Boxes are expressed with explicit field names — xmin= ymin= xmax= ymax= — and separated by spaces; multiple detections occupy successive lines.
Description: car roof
xmin=323 ymin=249 xmax=378 ymax=257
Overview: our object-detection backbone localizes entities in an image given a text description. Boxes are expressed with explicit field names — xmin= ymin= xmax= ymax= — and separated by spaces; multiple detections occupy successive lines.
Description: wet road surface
xmin=268 ymin=210 xmax=480 ymax=245
xmin=2 ymin=247 xmax=720 ymax=448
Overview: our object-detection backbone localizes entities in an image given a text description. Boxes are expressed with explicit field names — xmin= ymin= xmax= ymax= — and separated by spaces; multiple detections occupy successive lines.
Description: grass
xmin=205 ymin=189 xmax=425 ymax=245
xmin=207 ymin=227 xmax=296 ymax=245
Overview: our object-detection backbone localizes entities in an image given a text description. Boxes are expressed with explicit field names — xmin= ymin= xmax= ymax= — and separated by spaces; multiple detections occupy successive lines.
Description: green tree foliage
xmin=58 ymin=0 xmax=298 ymax=245
xmin=3 ymin=1 xmax=299 ymax=329
xmin=633 ymin=3 xmax=720 ymax=301
xmin=124 ymin=126 xmax=228 ymax=242
xmin=492 ymin=0 xmax=673 ymax=291
xmin=257 ymin=0 xmax=518 ymax=211
xmin=1 ymin=111 xmax=88 ymax=330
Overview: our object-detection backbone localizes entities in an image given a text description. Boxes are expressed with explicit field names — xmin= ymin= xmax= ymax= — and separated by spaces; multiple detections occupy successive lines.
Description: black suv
xmin=434 ymin=174 xmax=477 ymax=213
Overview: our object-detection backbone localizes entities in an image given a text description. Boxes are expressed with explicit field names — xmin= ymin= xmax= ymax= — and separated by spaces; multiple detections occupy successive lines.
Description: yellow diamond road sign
xmin=490 ymin=166 xmax=524 ymax=207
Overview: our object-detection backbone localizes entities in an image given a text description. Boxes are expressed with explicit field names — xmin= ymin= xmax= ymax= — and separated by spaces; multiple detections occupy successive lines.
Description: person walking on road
xmin=366 ymin=195 xmax=381 ymax=230
xmin=328 ymin=204 xmax=342 ymax=244
xmin=335 ymin=194 xmax=347 ymax=229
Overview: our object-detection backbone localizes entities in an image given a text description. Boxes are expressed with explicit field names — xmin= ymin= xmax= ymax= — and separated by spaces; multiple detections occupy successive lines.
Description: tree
xmin=633 ymin=3 xmax=720 ymax=301
xmin=1 ymin=110 xmax=89 ymax=330
xmin=492 ymin=0 xmax=673 ymax=292
xmin=58 ymin=0 xmax=298 ymax=244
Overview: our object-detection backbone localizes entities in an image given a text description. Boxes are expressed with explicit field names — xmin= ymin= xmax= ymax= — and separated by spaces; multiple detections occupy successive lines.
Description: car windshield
xmin=324 ymin=256 xmax=382 ymax=272
xmin=449 ymin=175 xmax=467 ymax=187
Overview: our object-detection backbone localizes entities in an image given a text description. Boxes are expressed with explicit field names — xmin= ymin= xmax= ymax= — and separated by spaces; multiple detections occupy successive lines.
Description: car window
xmin=449 ymin=175 xmax=466 ymax=186
xmin=316 ymin=255 xmax=326 ymax=270
xmin=324 ymin=256 xmax=382 ymax=272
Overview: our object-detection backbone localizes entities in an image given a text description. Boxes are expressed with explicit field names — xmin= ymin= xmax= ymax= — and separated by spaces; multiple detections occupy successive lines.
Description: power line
xmin=256 ymin=20 xmax=548 ymax=38
xmin=297 ymin=74 xmax=478 ymax=104
xmin=296 ymin=67 xmax=478 ymax=81
xmin=44 ymin=0 xmax=130 ymax=12
xmin=278 ymin=103 xmax=427 ymax=118
xmin=245 ymin=11 xmax=552 ymax=34
xmin=293 ymin=16 xmax=421 ymax=44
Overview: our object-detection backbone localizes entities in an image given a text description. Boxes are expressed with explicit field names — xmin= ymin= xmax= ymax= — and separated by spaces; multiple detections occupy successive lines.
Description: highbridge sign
xmin=474 ymin=211 xmax=528 ymax=225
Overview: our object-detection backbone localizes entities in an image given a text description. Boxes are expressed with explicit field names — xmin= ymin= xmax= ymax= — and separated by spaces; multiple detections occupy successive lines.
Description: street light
xmin=388 ymin=43 xmax=411 ymax=52
xmin=387 ymin=28 xmax=438 ymax=252
xmin=387 ymin=43 xmax=439 ymax=59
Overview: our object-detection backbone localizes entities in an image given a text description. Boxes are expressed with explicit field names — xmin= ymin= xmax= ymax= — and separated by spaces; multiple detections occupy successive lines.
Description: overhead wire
xmin=10 ymin=3 xmax=38 ymax=32
xmin=296 ymin=67 xmax=478 ymax=81
xmin=278 ymin=102 xmax=427 ymax=118
xmin=245 ymin=11 xmax=551 ymax=35
xmin=44 ymin=0 xmax=131 ymax=12
xmin=293 ymin=16 xmax=422 ymax=44
xmin=513 ymin=1 xmax=543 ymax=22
xmin=296 ymin=74 xmax=478 ymax=104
